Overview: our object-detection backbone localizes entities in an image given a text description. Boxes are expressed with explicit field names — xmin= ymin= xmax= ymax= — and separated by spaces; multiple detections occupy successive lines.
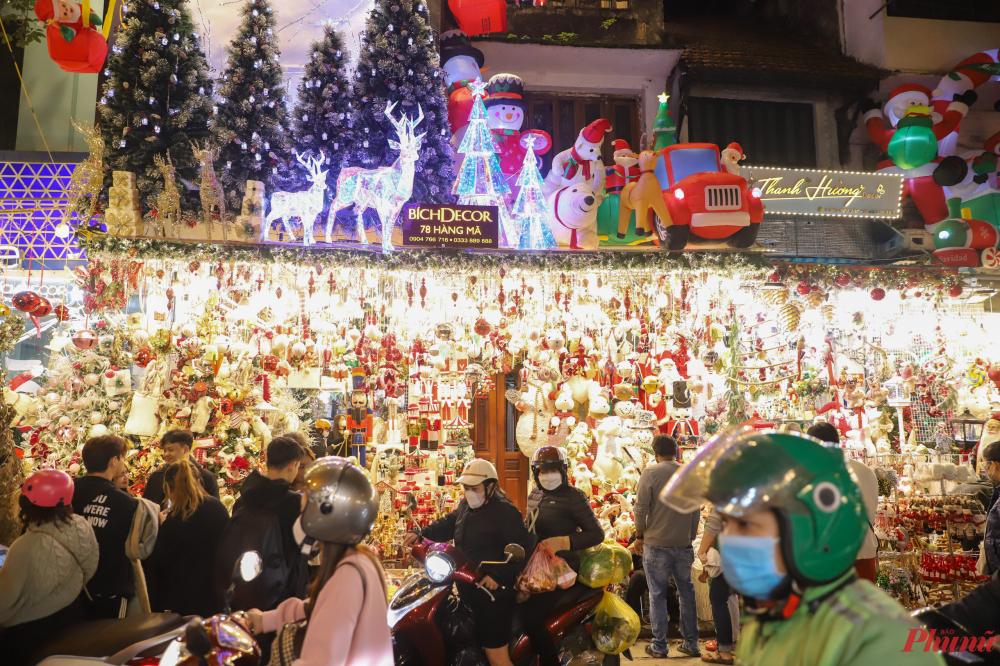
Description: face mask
xmin=465 ymin=489 xmax=486 ymax=509
xmin=539 ymin=472 xmax=563 ymax=491
xmin=293 ymin=516 xmax=320 ymax=557
xmin=718 ymin=534 xmax=787 ymax=600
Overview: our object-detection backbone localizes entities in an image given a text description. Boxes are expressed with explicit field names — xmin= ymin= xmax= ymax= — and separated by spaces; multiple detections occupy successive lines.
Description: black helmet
xmin=300 ymin=457 xmax=378 ymax=545
xmin=531 ymin=446 xmax=568 ymax=486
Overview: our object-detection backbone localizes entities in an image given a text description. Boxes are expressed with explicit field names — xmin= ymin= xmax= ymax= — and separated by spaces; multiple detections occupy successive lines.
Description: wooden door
xmin=470 ymin=373 xmax=528 ymax=512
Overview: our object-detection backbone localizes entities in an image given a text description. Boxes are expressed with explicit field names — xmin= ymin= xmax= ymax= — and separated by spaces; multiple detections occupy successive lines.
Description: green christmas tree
xmin=214 ymin=0 xmax=295 ymax=213
xmin=98 ymin=0 xmax=214 ymax=211
xmin=349 ymin=0 xmax=455 ymax=219
xmin=724 ymin=317 xmax=750 ymax=425
xmin=288 ymin=23 xmax=356 ymax=203
xmin=652 ymin=93 xmax=677 ymax=151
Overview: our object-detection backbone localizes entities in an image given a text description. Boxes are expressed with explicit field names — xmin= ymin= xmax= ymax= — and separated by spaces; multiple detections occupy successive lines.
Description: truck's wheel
xmin=657 ymin=221 xmax=689 ymax=251
xmin=729 ymin=223 xmax=760 ymax=249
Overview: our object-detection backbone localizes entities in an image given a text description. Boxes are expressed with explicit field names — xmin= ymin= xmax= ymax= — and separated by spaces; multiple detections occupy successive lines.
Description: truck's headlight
xmin=673 ymin=188 xmax=685 ymax=200
xmin=751 ymin=187 xmax=762 ymax=198
xmin=425 ymin=552 xmax=455 ymax=583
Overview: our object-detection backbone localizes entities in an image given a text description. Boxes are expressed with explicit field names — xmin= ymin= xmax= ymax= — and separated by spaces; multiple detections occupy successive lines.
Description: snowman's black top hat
xmin=440 ymin=29 xmax=485 ymax=68
xmin=484 ymin=73 xmax=527 ymax=111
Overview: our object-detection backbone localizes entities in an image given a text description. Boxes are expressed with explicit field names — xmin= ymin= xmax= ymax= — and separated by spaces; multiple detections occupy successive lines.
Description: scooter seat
xmin=509 ymin=585 xmax=604 ymax=640
xmin=29 ymin=612 xmax=186 ymax=663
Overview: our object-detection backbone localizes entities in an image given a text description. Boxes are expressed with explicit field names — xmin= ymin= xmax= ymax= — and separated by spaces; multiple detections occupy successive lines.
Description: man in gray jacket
xmin=634 ymin=434 xmax=700 ymax=659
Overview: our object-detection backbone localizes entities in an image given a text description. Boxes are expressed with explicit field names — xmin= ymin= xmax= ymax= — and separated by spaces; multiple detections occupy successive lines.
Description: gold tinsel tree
xmin=0 ymin=314 xmax=28 ymax=546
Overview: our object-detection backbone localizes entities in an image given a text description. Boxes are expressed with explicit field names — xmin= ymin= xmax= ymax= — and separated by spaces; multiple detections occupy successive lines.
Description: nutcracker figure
xmin=346 ymin=389 xmax=373 ymax=466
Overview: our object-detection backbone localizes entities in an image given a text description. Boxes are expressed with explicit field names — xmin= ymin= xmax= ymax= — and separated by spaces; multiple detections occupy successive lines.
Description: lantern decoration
xmin=72 ymin=329 xmax=98 ymax=350
xmin=13 ymin=291 xmax=41 ymax=312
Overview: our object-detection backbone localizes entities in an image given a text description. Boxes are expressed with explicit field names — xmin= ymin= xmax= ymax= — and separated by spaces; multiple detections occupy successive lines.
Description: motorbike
xmin=34 ymin=551 xmax=263 ymax=666
xmin=389 ymin=534 xmax=627 ymax=666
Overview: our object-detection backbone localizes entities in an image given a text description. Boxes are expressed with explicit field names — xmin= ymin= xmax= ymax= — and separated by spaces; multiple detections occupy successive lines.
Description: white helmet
xmin=455 ymin=458 xmax=498 ymax=486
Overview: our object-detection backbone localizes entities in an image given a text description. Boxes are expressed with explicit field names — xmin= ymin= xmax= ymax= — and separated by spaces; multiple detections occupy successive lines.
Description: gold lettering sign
xmin=738 ymin=167 xmax=904 ymax=219
xmin=401 ymin=204 xmax=499 ymax=249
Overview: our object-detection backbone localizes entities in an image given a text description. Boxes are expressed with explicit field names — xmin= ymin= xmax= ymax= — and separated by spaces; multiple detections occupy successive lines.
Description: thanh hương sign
xmin=401 ymin=204 xmax=499 ymax=248
xmin=737 ymin=166 xmax=904 ymax=218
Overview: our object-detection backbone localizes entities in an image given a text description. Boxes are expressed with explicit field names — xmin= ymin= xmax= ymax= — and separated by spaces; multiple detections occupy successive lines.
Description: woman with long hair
xmin=0 ymin=470 xmax=98 ymax=666
xmin=246 ymin=457 xmax=391 ymax=666
xmin=145 ymin=459 xmax=229 ymax=617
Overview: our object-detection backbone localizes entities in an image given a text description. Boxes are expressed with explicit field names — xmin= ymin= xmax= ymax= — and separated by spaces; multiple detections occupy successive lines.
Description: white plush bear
xmin=543 ymin=118 xmax=610 ymax=197
xmin=546 ymin=182 xmax=600 ymax=250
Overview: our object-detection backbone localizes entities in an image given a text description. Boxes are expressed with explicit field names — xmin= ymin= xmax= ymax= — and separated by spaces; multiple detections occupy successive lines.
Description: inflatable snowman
xmin=483 ymin=73 xmax=551 ymax=191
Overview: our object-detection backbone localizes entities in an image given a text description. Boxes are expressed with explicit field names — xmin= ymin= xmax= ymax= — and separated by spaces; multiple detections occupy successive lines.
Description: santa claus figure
xmin=544 ymin=118 xmax=611 ymax=200
xmin=861 ymin=83 xmax=977 ymax=230
xmin=604 ymin=139 xmax=640 ymax=195
xmin=977 ymin=412 xmax=1000 ymax=471
xmin=484 ymin=73 xmax=552 ymax=191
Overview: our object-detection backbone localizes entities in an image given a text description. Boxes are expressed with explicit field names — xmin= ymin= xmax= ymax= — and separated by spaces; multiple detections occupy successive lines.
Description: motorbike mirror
xmin=406 ymin=492 xmax=418 ymax=513
xmin=504 ymin=544 xmax=525 ymax=563
xmin=235 ymin=551 xmax=262 ymax=583
xmin=185 ymin=618 xmax=213 ymax=658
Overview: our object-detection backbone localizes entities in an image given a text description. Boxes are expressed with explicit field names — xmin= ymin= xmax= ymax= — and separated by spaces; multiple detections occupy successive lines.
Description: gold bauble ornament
xmin=759 ymin=289 xmax=788 ymax=307
xmin=0 ymin=303 xmax=10 ymax=317
xmin=777 ymin=303 xmax=801 ymax=332
xmin=804 ymin=290 xmax=827 ymax=308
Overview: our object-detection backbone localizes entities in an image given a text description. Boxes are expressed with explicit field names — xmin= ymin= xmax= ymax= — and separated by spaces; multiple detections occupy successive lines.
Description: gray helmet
xmin=300 ymin=457 xmax=378 ymax=545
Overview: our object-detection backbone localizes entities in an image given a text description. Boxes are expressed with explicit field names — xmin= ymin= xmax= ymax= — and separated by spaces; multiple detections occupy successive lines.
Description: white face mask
xmin=539 ymin=472 xmax=563 ymax=491
xmin=293 ymin=516 xmax=320 ymax=557
xmin=465 ymin=489 xmax=486 ymax=509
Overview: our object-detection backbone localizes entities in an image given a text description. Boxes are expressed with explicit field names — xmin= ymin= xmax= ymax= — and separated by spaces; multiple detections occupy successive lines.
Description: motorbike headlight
xmin=673 ymin=188 xmax=685 ymax=200
xmin=425 ymin=552 xmax=455 ymax=583
xmin=158 ymin=638 xmax=189 ymax=666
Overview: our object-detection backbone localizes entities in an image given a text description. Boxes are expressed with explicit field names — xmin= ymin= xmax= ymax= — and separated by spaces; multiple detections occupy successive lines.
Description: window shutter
xmin=688 ymin=97 xmax=817 ymax=168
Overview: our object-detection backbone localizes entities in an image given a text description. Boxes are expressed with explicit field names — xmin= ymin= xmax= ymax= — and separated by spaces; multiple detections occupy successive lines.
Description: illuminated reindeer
xmin=325 ymin=102 xmax=425 ymax=252
xmin=190 ymin=140 xmax=226 ymax=241
xmin=264 ymin=150 xmax=327 ymax=246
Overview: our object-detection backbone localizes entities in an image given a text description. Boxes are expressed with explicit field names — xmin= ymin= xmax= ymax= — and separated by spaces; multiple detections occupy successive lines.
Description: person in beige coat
xmin=0 ymin=469 xmax=99 ymax=666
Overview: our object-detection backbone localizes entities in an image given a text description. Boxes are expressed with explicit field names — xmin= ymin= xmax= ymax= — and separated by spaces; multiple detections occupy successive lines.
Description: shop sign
xmin=737 ymin=167 xmax=903 ymax=218
xmin=401 ymin=204 xmax=499 ymax=249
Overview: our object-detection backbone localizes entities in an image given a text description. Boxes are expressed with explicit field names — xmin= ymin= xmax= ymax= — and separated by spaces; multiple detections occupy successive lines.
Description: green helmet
xmin=661 ymin=427 xmax=866 ymax=587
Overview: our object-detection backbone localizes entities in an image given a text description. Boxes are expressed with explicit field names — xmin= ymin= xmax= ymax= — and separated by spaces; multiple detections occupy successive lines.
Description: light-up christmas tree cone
xmin=511 ymin=134 xmax=556 ymax=250
xmin=455 ymin=79 xmax=518 ymax=248
xmin=652 ymin=93 xmax=677 ymax=151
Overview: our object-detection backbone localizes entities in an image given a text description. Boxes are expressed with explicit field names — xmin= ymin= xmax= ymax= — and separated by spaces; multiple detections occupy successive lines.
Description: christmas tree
xmin=349 ymin=0 xmax=455 ymax=222
xmin=214 ymin=0 xmax=295 ymax=214
xmin=288 ymin=23 xmax=356 ymax=204
xmin=455 ymin=79 xmax=518 ymax=247
xmin=511 ymin=134 xmax=556 ymax=250
xmin=98 ymin=0 xmax=214 ymax=212
xmin=652 ymin=93 xmax=677 ymax=151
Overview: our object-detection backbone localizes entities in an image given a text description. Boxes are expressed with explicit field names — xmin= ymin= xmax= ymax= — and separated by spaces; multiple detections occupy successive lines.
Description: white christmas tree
xmin=511 ymin=134 xmax=557 ymax=250
xmin=455 ymin=79 xmax=519 ymax=247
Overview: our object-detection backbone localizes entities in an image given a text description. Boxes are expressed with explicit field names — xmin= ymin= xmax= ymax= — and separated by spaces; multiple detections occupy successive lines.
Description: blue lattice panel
xmin=0 ymin=162 xmax=88 ymax=268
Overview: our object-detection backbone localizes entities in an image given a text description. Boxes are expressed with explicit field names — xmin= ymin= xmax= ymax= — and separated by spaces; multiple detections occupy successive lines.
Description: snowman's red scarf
xmin=562 ymin=147 xmax=593 ymax=181
xmin=552 ymin=188 xmax=581 ymax=250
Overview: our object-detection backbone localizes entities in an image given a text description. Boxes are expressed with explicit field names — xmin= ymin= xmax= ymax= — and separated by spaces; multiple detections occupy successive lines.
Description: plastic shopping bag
xmin=577 ymin=542 xmax=616 ymax=588
xmin=609 ymin=542 xmax=632 ymax=583
xmin=591 ymin=591 xmax=641 ymax=655
xmin=516 ymin=542 xmax=577 ymax=594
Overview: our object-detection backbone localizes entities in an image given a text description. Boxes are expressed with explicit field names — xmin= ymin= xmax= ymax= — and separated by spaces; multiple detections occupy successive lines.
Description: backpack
xmin=217 ymin=504 xmax=292 ymax=612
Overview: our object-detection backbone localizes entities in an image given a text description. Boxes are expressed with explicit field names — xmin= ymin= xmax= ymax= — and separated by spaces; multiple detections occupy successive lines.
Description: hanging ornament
xmin=871 ymin=288 xmax=886 ymax=301
xmin=0 ymin=302 xmax=10 ymax=317
xmin=72 ymin=330 xmax=98 ymax=350
xmin=30 ymin=298 xmax=52 ymax=317
xmin=12 ymin=291 xmax=41 ymax=312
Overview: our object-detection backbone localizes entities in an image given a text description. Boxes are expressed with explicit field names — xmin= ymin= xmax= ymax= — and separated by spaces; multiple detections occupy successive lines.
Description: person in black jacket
xmin=143 ymin=430 xmax=220 ymax=506
xmin=73 ymin=435 xmax=141 ymax=620
xmin=146 ymin=459 xmax=230 ymax=617
xmin=404 ymin=459 xmax=535 ymax=666
xmin=522 ymin=446 xmax=604 ymax=666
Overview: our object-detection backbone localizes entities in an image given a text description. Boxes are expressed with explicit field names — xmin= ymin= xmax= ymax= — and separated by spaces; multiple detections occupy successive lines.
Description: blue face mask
xmin=718 ymin=534 xmax=787 ymax=599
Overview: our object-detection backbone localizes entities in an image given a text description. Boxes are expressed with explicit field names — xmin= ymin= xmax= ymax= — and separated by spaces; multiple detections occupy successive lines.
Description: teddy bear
xmin=546 ymin=182 xmax=600 ymax=250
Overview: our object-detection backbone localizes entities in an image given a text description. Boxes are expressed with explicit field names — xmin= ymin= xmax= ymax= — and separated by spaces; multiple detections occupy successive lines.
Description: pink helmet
xmin=22 ymin=469 xmax=74 ymax=507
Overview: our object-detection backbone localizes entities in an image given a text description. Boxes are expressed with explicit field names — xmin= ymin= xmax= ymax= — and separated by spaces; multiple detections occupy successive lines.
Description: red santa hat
xmin=580 ymin=119 xmax=611 ymax=147
xmin=886 ymin=83 xmax=936 ymax=110
xmin=612 ymin=139 xmax=632 ymax=158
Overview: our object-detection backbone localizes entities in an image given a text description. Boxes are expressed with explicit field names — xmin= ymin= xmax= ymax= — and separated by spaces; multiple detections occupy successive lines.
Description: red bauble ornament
xmin=796 ymin=282 xmax=810 ymax=296
xmin=219 ymin=398 xmax=234 ymax=414
xmin=105 ymin=370 xmax=115 ymax=378
xmin=12 ymin=291 xmax=41 ymax=312
xmin=474 ymin=318 xmax=492 ymax=336
xmin=72 ymin=329 xmax=98 ymax=350
xmin=30 ymin=297 xmax=52 ymax=317
xmin=134 ymin=348 xmax=156 ymax=368
xmin=834 ymin=273 xmax=851 ymax=287
xmin=52 ymin=304 xmax=70 ymax=321
xmin=768 ymin=271 xmax=780 ymax=282
xmin=949 ymin=285 xmax=963 ymax=298
xmin=870 ymin=288 xmax=886 ymax=301
xmin=261 ymin=355 xmax=280 ymax=372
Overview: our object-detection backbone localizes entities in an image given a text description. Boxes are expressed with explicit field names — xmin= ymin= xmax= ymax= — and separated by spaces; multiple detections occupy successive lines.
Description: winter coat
xmin=146 ymin=497 xmax=230 ymax=617
xmin=230 ymin=470 xmax=310 ymax=600
xmin=142 ymin=459 xmax=220 ymax=506
xmin=0 ymin=515 xmax=98 ymax=627
xmin=736 ymin=571 xmax=944 ymax=666
xmin=985 ymin=486 xmax=1000 ymax=574
xmin=419 ymin=490 xmax=536 ymax=588
xmin=73 ymin=475 xmax=139 ymax=598
xmin=525 ymin=483 xmax=603 ymax=571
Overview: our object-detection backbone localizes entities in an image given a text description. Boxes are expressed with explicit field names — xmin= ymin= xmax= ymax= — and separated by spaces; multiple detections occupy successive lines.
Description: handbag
xmin=977 ymin=539 xmax=991 ymax=576
xmin=268 ymin=560 xmax=368 ymax=666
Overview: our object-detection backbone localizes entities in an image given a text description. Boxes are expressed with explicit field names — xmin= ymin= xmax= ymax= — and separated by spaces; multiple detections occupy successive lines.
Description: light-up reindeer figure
xmin=265 ymin=150 xmax=327 ymax=246
xmin=190 ymin=140 xmax=226 ymax=241
xmin=63 ymin=118 xmax=103 ymax=227
xmin=325 ymin=102 xmax=424 ymax=252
